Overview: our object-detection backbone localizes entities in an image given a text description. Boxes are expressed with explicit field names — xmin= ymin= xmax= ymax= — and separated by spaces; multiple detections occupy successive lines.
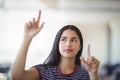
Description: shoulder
xmin=76 ymin=65 xmax=90 ymax=78
xmin=32 ymin=64 xmax=55 ymax=69
xmin=32 ymin=65 xmax=57 ymax=77
xmin=79 ymin=65 xmax=89 ymax=74
xmin=32 ymin=64 xmax=56 ymax=73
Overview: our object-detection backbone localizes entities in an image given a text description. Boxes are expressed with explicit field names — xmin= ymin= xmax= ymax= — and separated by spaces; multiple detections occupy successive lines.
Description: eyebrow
xmin=60 ymin=36 xmax=78 ymax=39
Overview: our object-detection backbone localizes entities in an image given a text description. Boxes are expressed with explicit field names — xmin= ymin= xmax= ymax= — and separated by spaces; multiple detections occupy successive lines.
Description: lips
xmin=64 ymin=49 xmax=73 ymax=53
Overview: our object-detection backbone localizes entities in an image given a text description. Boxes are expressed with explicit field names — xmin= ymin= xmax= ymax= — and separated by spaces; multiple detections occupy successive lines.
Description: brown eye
xmin=71 ymin=39 xmax=78 ymax=42
xmin=60 ymin=38 xmax=66 ymax=42
xmin=71 ymin=39 xmax=74 ymax=42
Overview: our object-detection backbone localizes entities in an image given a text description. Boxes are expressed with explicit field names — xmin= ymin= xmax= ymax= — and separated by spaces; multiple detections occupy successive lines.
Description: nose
xmin=66 ymin=40 xmax=71 ymax=47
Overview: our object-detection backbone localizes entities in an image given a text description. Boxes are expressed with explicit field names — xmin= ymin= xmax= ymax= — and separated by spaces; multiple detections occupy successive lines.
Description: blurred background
xmin=0 ymin=0 xmax=120 ymax=80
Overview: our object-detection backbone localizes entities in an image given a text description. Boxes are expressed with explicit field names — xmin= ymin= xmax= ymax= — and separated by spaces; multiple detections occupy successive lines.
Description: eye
xmin=60 ymin=38 xmax=66 ymax=41
xmin=71 ymin=39 xmax=78 ymax=42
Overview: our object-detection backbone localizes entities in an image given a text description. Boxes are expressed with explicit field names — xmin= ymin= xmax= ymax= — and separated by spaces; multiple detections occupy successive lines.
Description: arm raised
xmin=11 ymin=10 xmax=44 ymax=80
xmin=80 ymin=44 xmax=100 ymax=80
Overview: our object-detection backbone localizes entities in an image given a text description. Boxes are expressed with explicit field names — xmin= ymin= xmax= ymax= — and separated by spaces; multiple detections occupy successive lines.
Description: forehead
xmin=61 ymin=29 xmax=79 ymax=38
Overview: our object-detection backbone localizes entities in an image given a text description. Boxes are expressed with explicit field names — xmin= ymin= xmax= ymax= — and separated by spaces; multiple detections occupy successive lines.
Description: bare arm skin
xmin=11 ymin=10 xmax=44 ymax=80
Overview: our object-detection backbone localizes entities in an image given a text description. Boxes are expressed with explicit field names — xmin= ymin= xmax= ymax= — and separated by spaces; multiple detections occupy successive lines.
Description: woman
xmin=12 ymin=10 xmax=100 ymax=80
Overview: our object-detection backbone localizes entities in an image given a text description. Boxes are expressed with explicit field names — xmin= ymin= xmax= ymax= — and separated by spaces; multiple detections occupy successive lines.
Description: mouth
xmin=64 ymin=49 xmax=73 ymax=53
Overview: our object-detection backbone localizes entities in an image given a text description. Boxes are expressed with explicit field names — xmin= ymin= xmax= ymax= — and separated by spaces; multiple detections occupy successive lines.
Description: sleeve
xmin=31 ymin=64 xmax=43 ymax=80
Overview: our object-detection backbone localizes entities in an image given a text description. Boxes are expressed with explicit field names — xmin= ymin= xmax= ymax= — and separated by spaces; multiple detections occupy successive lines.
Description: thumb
xmin=80 ymin=57 xmax=88 ymax=67
xmin=38 ymin=22 xmax=45 ymax=32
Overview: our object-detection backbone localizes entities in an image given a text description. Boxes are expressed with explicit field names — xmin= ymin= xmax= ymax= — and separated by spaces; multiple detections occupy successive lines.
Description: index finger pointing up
xmin=37 ymin=10 xmax=41 ymax=23
xmin=87 ymin=44 xmax=91 ymax=57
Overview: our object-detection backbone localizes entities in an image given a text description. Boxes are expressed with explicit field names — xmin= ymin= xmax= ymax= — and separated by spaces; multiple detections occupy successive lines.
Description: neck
xmin=59 ymin=57 xmax=76 ymax=74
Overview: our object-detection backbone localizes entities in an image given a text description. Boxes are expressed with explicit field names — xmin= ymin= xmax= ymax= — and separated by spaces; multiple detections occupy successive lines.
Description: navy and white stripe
xmin=33 ymin=65 xmax=90 ymax=80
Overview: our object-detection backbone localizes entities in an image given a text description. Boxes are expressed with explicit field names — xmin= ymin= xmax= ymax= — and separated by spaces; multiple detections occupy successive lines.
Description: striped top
xmin=33 ymin=65 xmax=90 ymax=80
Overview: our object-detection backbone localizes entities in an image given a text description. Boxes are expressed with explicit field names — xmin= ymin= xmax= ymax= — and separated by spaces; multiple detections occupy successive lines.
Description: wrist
xmin=23 ymin=36 xmax=33 ymax=43
xmin=23 ymin=35 xmax=33 ymax=40
xmin=89 ymin=72 xmax=99 ymax=80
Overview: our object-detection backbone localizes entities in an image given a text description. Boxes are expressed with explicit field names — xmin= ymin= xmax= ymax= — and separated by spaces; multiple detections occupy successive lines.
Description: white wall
xmin=110 ymin=20 xmax=120 ymax=64
xmin=0 ymin=10 xmax=68 ymax=69
xmin=0 ymin=0 xmax=120 ymax=69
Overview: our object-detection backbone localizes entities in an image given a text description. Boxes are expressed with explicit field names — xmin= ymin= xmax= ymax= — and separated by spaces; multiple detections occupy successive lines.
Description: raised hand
xmin=24 ymin=10 xmax=45 ymax=39
xmin=80 ymin=44 xmax=100 ymax=74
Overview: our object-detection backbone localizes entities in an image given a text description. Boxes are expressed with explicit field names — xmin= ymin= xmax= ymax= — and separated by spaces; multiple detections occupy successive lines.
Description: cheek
xmin=74 ymin=44 xmax=80 ymax=51
xmin=59 ymin=43 xmax=64 ymax=53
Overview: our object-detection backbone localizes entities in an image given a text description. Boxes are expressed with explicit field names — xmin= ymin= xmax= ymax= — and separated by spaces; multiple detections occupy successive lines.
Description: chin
xmin=63 ymin=55 xmax=75 ymax=59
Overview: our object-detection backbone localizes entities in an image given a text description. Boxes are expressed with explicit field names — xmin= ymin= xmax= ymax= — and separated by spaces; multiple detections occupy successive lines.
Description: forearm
xmin=12 ymin=37 xmax=32 ymax=79
xmin=89 ymin=72 xmax=99 ymax=80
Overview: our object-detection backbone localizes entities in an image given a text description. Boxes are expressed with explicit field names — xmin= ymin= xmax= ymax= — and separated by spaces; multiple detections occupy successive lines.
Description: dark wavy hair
xmin=43 ymin=25 xmax=83 ymax=66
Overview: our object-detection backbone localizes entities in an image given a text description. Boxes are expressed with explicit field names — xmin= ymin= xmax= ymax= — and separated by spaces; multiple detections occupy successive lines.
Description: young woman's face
xmin=59 ymin=29 xmax=81 ymax=59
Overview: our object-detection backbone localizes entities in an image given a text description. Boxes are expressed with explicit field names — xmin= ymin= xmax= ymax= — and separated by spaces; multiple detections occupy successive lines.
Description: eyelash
xmin=71 ymin=39 xmax=77 ymax=42
xmin=61 ymin=39 xmax=66 ymax=41
xmin=60 ymin=39 xmax=77 ymax=42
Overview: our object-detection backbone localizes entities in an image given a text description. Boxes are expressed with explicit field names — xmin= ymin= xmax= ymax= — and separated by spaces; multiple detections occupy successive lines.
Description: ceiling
xmin=0 ymin=0 xmax=120 ymax=12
